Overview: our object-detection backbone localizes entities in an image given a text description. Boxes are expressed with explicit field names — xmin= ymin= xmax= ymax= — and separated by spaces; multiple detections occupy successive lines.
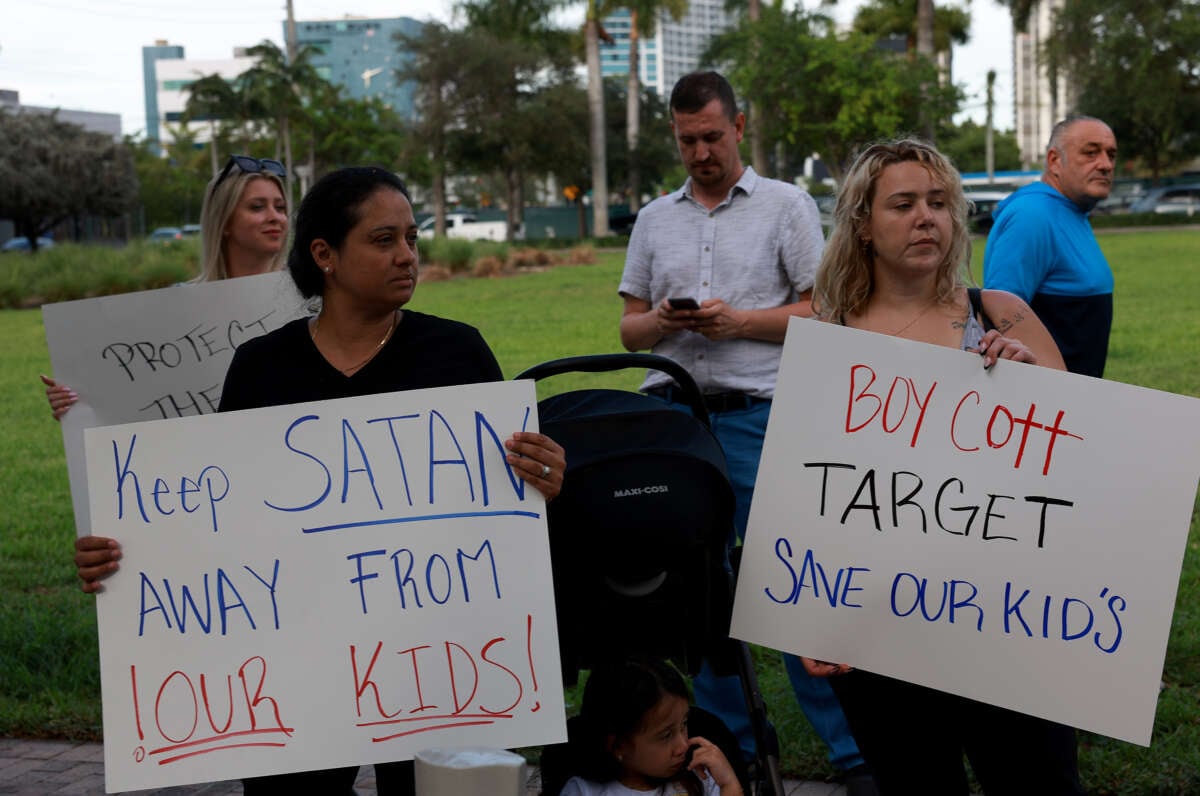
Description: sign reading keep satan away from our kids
xmin=732 ymin=318 xmax=1200 ymax=747
xmin=42 ymin=271 xmax=308 ymax=536
xmin=84 ymin=380 xmax=565 ymax=792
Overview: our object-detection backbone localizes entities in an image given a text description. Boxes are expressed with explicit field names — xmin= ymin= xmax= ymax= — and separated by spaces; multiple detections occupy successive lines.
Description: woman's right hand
xmin=801 ymin=656 xmax=853 ymax=678
xmin=41 ymin=374 xmax=78 ymax=421
xmin=74 ymin=536 xmax=121 ymax=593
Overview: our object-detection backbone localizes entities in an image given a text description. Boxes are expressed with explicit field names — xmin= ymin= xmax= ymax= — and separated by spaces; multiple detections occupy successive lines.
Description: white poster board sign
xmin=42 ymin=271 xmax=308 ymax=536
xmin=732 ymin=318 xmax=1200 ymax=746
xmin=84 ymin=380 xmax=565 ymax=792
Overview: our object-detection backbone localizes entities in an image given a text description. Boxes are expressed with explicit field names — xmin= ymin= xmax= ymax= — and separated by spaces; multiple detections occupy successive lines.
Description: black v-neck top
xmin=218 ymin=311 xmax=503 ymax=412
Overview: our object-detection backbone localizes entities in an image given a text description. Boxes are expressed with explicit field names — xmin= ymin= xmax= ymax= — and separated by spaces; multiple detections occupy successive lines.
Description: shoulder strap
xmin=967 ymin=287 xmax=997 ymax=332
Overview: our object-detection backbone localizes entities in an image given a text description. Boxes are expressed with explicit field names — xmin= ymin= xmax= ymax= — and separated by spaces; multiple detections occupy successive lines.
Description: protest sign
xmin=42 ymin=272 xmax=308 ymax=535
xmin=84 ymin=379 xmax=564 ymax=792
xmin=731 ymin=318 xmax=1200 ymax=746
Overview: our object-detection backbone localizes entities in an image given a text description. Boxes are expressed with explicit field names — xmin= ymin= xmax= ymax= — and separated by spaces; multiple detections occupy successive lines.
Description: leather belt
xmin=645 ymin=385 xmax=770 ymax=414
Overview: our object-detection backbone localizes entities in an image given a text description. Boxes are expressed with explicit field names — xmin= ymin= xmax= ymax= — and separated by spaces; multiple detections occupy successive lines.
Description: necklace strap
xmin=311 ymin=311 xmax=398 ymax=376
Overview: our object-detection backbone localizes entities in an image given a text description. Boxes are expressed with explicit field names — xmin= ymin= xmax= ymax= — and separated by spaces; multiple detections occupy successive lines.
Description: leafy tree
xmin=1044 ymin=0 xmax=1200 ymax=182
xmin=0 ymin=110 xmax=138 ymax=250
xmin=396 ymin=21 xmax=463 ymax=234
xmin=239 ymin=40 xmax=328 ymax=201
xmin=851 ymin=0 xmax=969 ymax=142
xmin=995 ymin=0 xmax=1035 ymax=34
xmin=128 ymin=137 xmax=210 ymax=229
xmin=309 ymin=96 xmax=412 ymax=177
xmin=938 ymin=120 xmax=1022 ymax=173
xmin=603 ymin=76 xmax=679 ymax=200
xmin=182 ymin=73 xmax=243 ymax=177
xmin=708 ymin=6 xmax=959 ymax=181
xmin=852 ymin=0 xmax=970 ymax=57
xmin=448 ymin=0 xmax=577 ymax=239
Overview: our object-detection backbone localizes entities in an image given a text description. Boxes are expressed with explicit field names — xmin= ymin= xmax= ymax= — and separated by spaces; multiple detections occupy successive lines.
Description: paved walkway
xmin=0 ymin=739 xmax=851 ymax=795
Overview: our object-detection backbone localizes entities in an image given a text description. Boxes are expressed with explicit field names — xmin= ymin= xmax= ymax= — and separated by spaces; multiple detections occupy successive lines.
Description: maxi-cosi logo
xmin=613 ymin=484 xmax=670 ymax=498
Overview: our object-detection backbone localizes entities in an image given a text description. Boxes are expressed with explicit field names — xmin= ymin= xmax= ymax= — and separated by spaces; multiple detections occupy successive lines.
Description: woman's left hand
xmin=505 ymin=431 xmax=566 ymax=501
xmin=977 ymin=329 xmax=1037 ymax=370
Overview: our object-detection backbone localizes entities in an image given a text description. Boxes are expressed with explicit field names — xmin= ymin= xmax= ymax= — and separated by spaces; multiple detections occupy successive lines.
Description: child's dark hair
xmin=574 ymin=655 xmax=703 ymax=796
xmin=287 ymin=166 xmax=413 ymax=299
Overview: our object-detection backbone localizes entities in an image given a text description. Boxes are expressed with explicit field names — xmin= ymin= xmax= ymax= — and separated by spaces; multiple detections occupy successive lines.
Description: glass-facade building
xmin=142 ymin=41 xmax=185 ymax=153
xmin=600 ymin=0 xmax=733 ymax=96
xmin=287 ymin=16 xmax=424 ymax=119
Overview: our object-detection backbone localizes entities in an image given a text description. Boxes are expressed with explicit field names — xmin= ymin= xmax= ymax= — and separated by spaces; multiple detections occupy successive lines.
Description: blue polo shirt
xmin=983 ymin=182 xmax=1113 ymax=377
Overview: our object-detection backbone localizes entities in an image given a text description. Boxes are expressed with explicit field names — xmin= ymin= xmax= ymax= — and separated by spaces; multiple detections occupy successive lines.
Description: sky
xmin=2 ymin=0 xmax=1014 ymax=139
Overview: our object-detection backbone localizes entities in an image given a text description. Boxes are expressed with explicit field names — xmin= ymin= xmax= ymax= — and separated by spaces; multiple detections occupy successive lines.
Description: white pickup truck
xmin=417 ymin=212 xmax=522 ymax=241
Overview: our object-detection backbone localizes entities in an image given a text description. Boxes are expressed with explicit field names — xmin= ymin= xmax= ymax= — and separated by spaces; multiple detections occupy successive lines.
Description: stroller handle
xmin=514 ymin=352 xmax=711 ymax=427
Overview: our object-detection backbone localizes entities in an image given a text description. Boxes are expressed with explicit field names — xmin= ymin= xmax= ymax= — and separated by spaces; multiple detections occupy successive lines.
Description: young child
xmin=559 ymin=656 xmax=744 ymax=796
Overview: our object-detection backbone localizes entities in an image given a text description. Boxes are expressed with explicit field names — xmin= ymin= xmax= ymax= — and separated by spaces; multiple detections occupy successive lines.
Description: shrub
xmin=564 ymin=245 xmax=598 ymax=266
xmin=507 ymin=248 xmax=542 ymax=269
xmin=420 ymin=264 xmax=453 ymax=282
xmin=472 ymin=256 xmax=508 ymax=279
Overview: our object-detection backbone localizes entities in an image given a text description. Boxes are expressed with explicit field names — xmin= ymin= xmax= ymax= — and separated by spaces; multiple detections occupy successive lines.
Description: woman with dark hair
xmin=806 ymin=139 xmax=1082 ymax=795
xmin=561 ymin=656 xmax=743 ymax=796
xmin=73 ymin=166 xmax=566 ymax=794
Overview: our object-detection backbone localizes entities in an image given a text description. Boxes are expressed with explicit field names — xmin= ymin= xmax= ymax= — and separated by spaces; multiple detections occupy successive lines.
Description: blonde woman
xmin=41 ymin=155 xmax=289 ymax=417
xmin=806 ymin=139 xmax=1082 ymax=795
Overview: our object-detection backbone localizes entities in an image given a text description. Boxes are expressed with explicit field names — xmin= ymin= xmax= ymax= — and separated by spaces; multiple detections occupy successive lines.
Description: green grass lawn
xmin=1 ymin=231 xmax=1197 ymax=792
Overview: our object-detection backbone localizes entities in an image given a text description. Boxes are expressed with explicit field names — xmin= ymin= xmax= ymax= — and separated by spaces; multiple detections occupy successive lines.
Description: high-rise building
xmin=142 ymin=41 xmax=186 ymax=154
xmin=1013 ymin=0 xmax=1075 ymax=169
xmin=287 ymin=16 xmax=423 ymax=119
xmin=152 ymin=50 xmax=256 ymax=150
xmin=600 ymin=0 xmax=734 ymax=96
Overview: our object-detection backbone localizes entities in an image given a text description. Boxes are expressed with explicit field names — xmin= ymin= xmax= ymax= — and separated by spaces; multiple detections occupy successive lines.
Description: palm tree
xmin=183 ymin=74 xmax=241 ymax=177
xmin=585 ymin=0 xmax=613 ymax=236
xmin=239 ymin=41 xmax=325 ymax=201
xmin=622 ymin=0 xmax=687 ymax=211
xmin=852 ymin=0 xmax=971 ymax=140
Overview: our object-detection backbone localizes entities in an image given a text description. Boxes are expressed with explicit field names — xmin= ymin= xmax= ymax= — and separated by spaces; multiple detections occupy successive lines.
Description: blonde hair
xmin=814 ymin=139 xmax=973 ymax=322
xmin=195 ymin=169 xmax=288 ymax=282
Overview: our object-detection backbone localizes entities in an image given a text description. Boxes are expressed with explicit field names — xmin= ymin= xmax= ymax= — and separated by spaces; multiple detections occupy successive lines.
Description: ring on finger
xmin=540 ymin=464 xmax=552 ymax=478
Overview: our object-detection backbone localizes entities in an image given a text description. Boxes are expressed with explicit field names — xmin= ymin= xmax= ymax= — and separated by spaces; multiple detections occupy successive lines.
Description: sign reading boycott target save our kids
xmin=83 ymin=379 xmax=565 ymax=792
xmin=732 ymin=318 xmax=1200 ymax=747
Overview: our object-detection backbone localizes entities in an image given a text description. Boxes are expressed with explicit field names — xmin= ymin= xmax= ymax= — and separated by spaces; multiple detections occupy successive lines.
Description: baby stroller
xmin=515 ymin=353 xmax=785 ymax=796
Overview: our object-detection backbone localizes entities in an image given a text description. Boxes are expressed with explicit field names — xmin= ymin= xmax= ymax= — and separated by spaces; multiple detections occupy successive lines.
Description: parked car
xmin=181 ymin=224 xmax=202 ymax=237
xmin=964 ymin=191 xmax=1011 ymax=234
xmin=148 ymin=226 xmax=184 ymax=242
xmin=417 ymin=213 xmax=522 ymax=241
xmin=1 ymin=236 xmax=55 ymax=252
xmin=1128 ymin=183 xmax=1200 ymax=217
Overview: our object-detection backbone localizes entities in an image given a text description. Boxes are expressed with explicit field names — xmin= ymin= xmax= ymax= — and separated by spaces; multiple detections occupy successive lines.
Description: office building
xmin=142 ymin=41 xmax=185 ymax=152
xmin=600 ymin=0 xmax=734 ymax=96
xmin=1013 ymin=0 xmax=1074 ymax=168
xmin=151 ymin=49 xmax=256 ymax=150
xmin=287 ymin=16 xmax=423 ymax=119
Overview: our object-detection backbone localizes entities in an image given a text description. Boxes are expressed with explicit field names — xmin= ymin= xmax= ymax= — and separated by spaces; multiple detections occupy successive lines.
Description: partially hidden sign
xmin=731 ymin=318 xmax=1200 ymax=746
xmin=42 ymin=271 xmax=308 ymax=536
xmin=84 ymin=379 xmax=565 ymax=792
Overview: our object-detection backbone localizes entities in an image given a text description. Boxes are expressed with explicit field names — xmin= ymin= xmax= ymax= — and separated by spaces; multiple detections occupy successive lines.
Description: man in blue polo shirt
xmin=984 ymin=115 xmax=1118 ymax=377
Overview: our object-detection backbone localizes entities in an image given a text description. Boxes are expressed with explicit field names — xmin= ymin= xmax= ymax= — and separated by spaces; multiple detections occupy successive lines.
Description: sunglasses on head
xmin=215 ymin=155 xmax=287 ymax=188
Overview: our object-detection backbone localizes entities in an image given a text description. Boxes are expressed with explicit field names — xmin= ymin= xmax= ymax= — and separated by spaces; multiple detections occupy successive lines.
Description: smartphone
xmin=668 ymin=297 xmax=700 ymax=310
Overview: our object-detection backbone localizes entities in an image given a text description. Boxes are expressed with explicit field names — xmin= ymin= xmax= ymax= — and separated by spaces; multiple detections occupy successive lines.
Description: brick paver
xmin=0 ymin=739 xmax=835 ymax=795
